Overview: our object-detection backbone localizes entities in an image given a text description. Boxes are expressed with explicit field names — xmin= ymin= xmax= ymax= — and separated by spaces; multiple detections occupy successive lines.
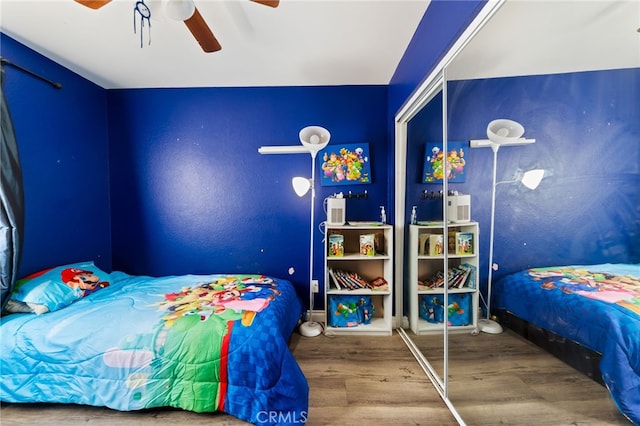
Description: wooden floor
xmin=0 ymin=329 xmax=632 ymax=425
xmin=409 ymin=330 xmax=631 ymax=425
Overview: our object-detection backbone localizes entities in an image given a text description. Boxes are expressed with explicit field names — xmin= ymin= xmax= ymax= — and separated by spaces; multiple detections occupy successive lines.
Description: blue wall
xmin=1 ymin=34 xmax=112 ymax=275
xmin=405 ymin=69 xmax=640 ymax=308
xmin=447 ymin=69 xmax=640 ymax=282
xmin=107 ymin=86 xmax=389 ymax=305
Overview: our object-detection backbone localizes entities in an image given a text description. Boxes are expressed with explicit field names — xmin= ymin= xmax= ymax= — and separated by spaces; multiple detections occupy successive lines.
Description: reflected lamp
xmin=471 ymin=119 xmax=546 ymax=334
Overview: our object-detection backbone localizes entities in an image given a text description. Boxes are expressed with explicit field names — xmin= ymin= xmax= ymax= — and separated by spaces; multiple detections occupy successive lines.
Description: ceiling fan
xmin=74 ymin=0 xmax=279 ymax=53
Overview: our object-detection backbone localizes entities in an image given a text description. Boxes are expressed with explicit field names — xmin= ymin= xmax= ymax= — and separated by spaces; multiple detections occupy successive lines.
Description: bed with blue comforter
xmin=1 ymin=263 xmax=308 ymax=425
xmin=494 ymin=263 xmax=640 ymax=425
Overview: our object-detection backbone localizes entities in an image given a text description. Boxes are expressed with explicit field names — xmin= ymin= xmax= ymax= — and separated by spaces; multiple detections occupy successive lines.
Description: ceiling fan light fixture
xmin=163 ymin=0 xmax=196 ymax=21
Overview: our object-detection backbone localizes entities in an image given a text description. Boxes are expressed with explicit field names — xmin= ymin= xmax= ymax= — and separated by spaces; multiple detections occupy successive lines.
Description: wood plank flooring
xmin=409 ymin=330 xmax=631 ymax=425
xmin=0 ymin=329 xmax=632 ymax=425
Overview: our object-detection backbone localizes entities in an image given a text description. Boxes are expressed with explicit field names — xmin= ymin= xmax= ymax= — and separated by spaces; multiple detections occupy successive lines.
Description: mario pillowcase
xmin=5 ymin=261 xmax=110 ymax=315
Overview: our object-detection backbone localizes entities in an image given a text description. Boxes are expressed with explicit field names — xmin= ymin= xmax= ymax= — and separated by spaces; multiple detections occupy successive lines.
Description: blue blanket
xmin=494 ymin=263 xmax=640 ymax=425
xmin=1 ymin=272 xmax=308 ymax=425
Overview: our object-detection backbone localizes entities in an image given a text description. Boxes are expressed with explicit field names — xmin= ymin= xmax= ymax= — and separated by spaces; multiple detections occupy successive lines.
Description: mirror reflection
xmin=404 ymin=0 xmax=639 ymax=424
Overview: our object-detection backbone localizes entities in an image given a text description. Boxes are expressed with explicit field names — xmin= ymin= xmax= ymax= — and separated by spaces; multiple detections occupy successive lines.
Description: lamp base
xmin=478 ymin=318 xmax=503 ymax=334
xmin=299 ymin=321 xmax=323 ymax=337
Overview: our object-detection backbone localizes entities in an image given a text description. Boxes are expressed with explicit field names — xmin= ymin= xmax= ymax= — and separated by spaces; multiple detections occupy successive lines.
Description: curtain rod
xmin=0 ymin=57 xmax=62 ymax=89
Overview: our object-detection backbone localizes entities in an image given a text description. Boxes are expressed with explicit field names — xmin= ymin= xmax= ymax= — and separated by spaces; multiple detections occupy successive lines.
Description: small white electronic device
xmin=447 ymin=194 xmax=471 ymax=223
xmin=326 ymin=196 xmax=346 ymax=225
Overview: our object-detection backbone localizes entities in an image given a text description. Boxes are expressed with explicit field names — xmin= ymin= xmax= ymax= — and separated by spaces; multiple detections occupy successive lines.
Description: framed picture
xmin=319 ymin=143 xmax=371 ymax=186
xmin=422 ymin=141 xmax=467 ymax=183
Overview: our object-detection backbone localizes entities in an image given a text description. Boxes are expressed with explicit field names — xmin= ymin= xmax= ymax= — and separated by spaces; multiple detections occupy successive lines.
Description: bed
xmin=0 ymin=261 xmax=309 ymax=425
xmin=493 ymin=263 xmax=640 ymax=425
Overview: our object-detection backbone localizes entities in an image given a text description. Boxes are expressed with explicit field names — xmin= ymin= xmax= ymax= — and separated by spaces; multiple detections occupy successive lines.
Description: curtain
xmin=0 ymin=64 xmax=25 ymax=311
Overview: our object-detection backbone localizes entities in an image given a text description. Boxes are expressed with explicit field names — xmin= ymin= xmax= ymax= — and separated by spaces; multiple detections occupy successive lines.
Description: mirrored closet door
xmin=398 ymin=0 xmax=639 ymax=424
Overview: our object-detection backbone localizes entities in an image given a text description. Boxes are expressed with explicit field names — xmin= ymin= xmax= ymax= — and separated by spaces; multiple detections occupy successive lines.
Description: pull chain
xmin=133 ymin=0 xmax=152 ymax=48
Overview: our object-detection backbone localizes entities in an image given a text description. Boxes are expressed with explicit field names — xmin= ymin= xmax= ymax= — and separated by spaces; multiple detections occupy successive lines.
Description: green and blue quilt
xmin=1 ymin=271 xmax=308 ymax=425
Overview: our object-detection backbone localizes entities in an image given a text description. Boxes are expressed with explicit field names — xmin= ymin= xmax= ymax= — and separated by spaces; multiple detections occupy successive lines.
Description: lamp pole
xmin=487 ymin=144 xmax=499 ymax=320
xmin=478 ymin=143 xmax=504 ymax=334
xmin=308 ymin=151 xmax=317 ymax=320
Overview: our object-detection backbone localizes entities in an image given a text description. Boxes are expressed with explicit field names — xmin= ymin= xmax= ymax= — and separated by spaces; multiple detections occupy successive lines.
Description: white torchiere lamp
xmin=258 ymin=126 xmax=331 ymax=337
xmin=471 ymin=119 xmax=545 ymax=334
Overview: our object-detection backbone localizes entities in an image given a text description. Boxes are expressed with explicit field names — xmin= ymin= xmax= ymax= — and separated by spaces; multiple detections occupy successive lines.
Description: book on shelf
xmin=328 ymin=268 xmax=342 ymax=290
xmin=422 ymin=264 xmax=476 ymax=289
xmin=459 ymin=263 xmax=476 ymax=288
xmin=450 ymin=265 xmax=470 ymax=288
xmin=370 ymin=276 xmax=389 ymax=291
xmin=328 ymin=268 xmax=372 ymax=290
xmin=456 ymin=232 xmax=474 ymax=255
xmin=448 ymin=231 xmax=456 ymax=254
xmin=428 ymin=234 xmax=444 ymax=256
xmin=359 ymin=233 xmax=375 ymax=256
xmin=328 ymin=234 xmax=344 ymax=257
xmin=418 ymin=233 xmax=430 ymax=255
xmin=423 ymin=270 xmax=445 ymax=288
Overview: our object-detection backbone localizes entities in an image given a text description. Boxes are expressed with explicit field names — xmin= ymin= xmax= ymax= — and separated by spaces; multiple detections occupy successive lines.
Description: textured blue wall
xmin=107 ymin=86 xmax=388 ymax=305
xmin=1 ymin=34 xmax=112 ymax=276
xmin=405 ymin=69 xmax=640 ymax=308
xmin=447 ymin=70 xmax=640 ymax=281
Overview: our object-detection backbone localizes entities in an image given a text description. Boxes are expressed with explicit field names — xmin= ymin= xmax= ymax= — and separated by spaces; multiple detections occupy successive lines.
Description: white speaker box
xmin=447 ymin=194 xmax=471 ymax=223
xmin=326 ymin=197 xmax=346 ymax=225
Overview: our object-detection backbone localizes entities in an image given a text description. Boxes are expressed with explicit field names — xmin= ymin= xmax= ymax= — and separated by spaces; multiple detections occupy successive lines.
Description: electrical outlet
xmin=311 ymin=279 xmax=319 ymax=293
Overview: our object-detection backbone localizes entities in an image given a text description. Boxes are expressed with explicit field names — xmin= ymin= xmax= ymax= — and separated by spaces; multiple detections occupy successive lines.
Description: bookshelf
xmin=408 ymin=222 xmax=479 ymax=335
xmin=324 ymin=224 xmax=393 ymax=336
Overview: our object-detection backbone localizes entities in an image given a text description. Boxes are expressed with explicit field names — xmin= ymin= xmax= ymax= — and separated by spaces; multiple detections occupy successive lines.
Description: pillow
xmin=5 ymin=261 xmax=110 ymax=315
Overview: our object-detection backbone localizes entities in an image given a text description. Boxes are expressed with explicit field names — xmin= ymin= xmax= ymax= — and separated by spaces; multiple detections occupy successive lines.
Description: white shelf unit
xmin=408 ymin=222 xmax=479 ymax=335
xmin=323 ymin=224 xmax=393 ymax=336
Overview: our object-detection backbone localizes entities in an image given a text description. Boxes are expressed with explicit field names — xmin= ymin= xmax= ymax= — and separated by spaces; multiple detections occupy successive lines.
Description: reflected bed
xmin=494 ymin=263 xmax=640 ymax=424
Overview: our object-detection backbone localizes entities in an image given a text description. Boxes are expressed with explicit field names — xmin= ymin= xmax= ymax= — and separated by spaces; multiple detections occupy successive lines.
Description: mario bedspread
xmin=1 ymin=272 xmax=308 ymax=425
xmin=494 ymin=263 xmax=640 ymax=425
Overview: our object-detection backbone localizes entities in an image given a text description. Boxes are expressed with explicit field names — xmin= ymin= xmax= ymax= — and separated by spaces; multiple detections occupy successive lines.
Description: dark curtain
xmin=0 ymin=64 xmax=25 ymax=311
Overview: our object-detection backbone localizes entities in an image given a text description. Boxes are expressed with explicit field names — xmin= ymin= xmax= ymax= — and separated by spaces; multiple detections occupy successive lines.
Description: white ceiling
xmin=447 ymin=0 xmax=640 ymax=81
xmin=1 ymin=1 xmax=638 ymax=90
xmin=0 ymin=0 xmax=430 ymax=89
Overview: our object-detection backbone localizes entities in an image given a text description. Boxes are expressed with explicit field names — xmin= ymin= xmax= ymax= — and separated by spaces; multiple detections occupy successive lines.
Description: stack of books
xmin=420 ymin=263 xmax=476 ymax=289
xmin=329 ymin=268 xmax=374 ymax=290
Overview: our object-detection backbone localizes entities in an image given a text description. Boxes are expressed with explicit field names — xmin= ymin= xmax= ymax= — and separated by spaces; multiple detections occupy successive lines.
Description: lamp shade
xmin=487 ymin=119 xmax=525 ymax=144
xmin=299 ymin=126 xmax=330 ymax=156
xmin=163 ymin=0 xmax=195 ymax=21
xmin=520 ymin=169 xmax=545 ymax=190
xmin=292 ymin=177 xmax=311 ymax=197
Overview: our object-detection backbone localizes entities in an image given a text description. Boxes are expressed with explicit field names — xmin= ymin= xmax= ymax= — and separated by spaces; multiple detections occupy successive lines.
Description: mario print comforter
xmin=494 ymin=263 xmax=640 ymax=425
xmin=0 ymin=272 xmax=309 ymax=425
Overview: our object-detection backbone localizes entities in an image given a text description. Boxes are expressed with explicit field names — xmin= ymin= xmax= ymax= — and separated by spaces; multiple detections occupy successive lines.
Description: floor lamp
xmin=258 ymin=126 xmax=331 ymax=337
xmin=470 ymin=119 xmax=542 ymax=334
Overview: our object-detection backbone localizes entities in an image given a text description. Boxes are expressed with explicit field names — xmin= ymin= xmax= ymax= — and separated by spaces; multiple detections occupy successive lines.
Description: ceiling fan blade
xmin=74 ymin=0 xmax=112 ymax=9
xmin=183 ymin=6 xmax=222 ymax=53
xmin=251 ymin=0 xmax=279 ymax=8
